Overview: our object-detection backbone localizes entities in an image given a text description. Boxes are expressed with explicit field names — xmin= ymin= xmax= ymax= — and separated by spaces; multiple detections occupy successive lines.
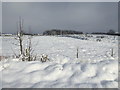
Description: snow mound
xmin=1 ymin=58 xmax=118 ymax=88
xmin=0 ymin=35 xmax=118 ymax=88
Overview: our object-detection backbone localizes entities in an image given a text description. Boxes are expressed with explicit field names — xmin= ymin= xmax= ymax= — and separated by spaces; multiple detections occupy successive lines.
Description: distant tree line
xmin=1 ymin=29 xmax=119 ymax=36
xmin=22 ymin=33 xmax=38 ymax=36
xmin=43 ymin=29 xmax=83 ymax=35
xmin=92 ymin=29 xmax=120 ymax=36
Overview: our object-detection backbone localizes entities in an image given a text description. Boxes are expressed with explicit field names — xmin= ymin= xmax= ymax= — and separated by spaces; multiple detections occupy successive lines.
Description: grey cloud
xmin=2 ymin=0 xmax=119 ymax=2
xmin=2 ymin=2 xmax=118 ymax=34
xmin=0 ymin=2 xmax=1 ymax=33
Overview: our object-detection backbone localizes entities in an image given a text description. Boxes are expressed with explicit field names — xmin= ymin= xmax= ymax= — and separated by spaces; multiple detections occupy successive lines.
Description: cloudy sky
xmin=2 ymin=2 xmax=118 ymax=34
xmin=0 ymin=2 xmax=1 ymax=33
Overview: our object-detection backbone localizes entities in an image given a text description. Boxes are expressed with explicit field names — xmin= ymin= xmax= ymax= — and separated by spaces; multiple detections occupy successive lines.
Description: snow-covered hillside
xmin=0 ymin=34 xmax=118 ymax=88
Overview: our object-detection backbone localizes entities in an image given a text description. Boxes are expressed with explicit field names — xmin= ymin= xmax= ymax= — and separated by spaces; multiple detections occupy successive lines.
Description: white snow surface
xmin=0 ymin=35 xmax=118 ymax=88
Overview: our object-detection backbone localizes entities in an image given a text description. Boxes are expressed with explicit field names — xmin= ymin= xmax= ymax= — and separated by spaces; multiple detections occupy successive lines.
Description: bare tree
xmin=108 ymin=29 xmax=115 ymax=34
xmin=17 ymin=17 xmax=24 ymax=56
xmin=14 ymin=17 xmax=36 ymax=61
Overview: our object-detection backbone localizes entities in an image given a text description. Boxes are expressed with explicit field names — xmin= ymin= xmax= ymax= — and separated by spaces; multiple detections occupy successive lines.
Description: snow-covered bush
xmin=40 ymin=54 xmax=50 ymax=63
xmin=96 ymin=39 xmax=101 ymax=42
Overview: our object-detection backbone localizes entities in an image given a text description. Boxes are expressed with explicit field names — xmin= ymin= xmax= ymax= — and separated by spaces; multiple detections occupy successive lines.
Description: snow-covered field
xmin=0 ymin=34 xmax=118 ymax=88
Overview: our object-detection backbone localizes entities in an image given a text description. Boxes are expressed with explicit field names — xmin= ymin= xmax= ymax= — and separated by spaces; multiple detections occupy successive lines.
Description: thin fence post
xmin=111 ymin=48 xmax=114 ymax=57
xmin=77 ymin=47 xmax=79 ymax=58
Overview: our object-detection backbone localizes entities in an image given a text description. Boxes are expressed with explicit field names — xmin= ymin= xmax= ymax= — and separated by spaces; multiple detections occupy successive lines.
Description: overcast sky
xmin=2 ymin=2 xmax=118 ymax=34
xmin=0 ymin=2 xmax=1 ymax=33
xmin=2 ymin=0 xmax=120 ymax=2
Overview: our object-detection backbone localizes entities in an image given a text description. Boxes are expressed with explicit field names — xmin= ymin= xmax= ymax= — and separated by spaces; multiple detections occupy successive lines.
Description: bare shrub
xmin=13 ymin=17 xmax=37 ymax=61
xmin=40 ymin=54 xmax=50 ymax=63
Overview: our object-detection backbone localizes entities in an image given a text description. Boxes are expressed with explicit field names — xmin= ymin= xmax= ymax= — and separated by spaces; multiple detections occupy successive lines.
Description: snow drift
xmin=0 ymin=35 xmax=118 ymax=88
